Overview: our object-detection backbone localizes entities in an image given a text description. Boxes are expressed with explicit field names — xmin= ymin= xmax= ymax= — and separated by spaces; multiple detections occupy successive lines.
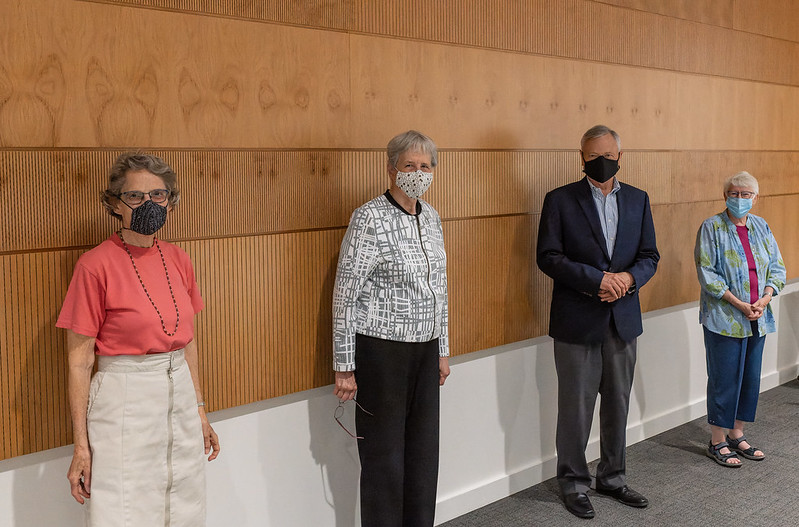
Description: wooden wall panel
xmin=84 ymin=0 xmax=799 ymax=85
xmin=83 ymin=0 xmax=355 ymax=29
xmin=595 ymin=0 xmax=734 ymax=27
xmin=446 ymin=215 xmax=545 ymax=355
xmin=350 ymin=33 xmax=799 ymax=150
xmin=677 ymin=151 xmax=799 ymax=202
xmin=182 ymin=231 xmax=344 ymax=409
xmin=674 ymin=76 xmax=799 ymax=151
xmin=0 ymin=0 xmax=351 ymax=148
xmin=4 ymin=149 xmax=799 ymax=253
xmin=733 ymin=0 xmax=799 ymax=42
xmin=2 ymin=0 xmax=799 ymax=461
xmin=350 ymin=34 xmax=680 ymax=150
xmin=641 ymin=201 xmax=722 ymax=312
xmin=675 ymin=20 xmax=799 ymax=86
xmin=0 ymin=250 xmax=80 ymax=459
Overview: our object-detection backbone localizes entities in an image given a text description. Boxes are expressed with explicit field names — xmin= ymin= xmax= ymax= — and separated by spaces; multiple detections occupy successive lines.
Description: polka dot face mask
xmin=395 ymin=169 xmax=434 ymax=199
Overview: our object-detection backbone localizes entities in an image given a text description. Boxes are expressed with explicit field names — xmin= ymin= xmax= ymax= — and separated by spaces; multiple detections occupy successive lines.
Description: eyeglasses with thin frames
xmin=334 ymin=399 xmax=373 ymax=439
xmin=117 ymin=189 xmax=170 ymax=206
xmin=726 ymin=191 xmax=756 ymax=199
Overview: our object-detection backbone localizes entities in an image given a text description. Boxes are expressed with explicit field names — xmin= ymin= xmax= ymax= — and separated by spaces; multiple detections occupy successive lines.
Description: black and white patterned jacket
xmin=332 ymin=191 xmax=449 ymax=371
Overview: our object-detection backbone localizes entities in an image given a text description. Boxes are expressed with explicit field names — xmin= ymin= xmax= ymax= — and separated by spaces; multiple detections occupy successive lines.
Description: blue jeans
xmin=703 ymin=322 xmax=766 ymax=429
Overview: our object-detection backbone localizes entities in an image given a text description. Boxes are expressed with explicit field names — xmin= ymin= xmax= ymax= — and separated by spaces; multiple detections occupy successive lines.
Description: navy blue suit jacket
xmin=536 ymin=177 xmax=660 ymax=344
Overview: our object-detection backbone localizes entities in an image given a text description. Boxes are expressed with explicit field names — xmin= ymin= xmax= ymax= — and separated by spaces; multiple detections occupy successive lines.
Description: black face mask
xmin=126 ymin=199 xmax=168 ymax=235
xmin=582 ymin=155 xmax=619 ymax=183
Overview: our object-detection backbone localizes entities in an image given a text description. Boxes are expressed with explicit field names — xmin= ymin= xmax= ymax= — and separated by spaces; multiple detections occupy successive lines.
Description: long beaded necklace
xmin=117 ymin=230 xmax=180 ymax=336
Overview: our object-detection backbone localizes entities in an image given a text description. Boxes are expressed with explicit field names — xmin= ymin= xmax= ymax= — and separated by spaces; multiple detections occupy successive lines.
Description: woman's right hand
xmin=67 ymin=445 xmax=92 ymax=504
xmin=723 ymin=290 xmax=761 ymax=320
xmin=334 ymin=371 xmax=357 ymax=401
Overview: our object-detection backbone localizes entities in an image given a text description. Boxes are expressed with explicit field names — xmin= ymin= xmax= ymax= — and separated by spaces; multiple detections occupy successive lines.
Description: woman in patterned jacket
xmin=332 ymin=130 xmax=450 ymax=527
xmin=695 ymin=171 xmax=785 ymax=468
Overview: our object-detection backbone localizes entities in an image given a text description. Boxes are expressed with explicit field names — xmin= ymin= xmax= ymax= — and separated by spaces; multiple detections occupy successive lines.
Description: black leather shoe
xmin=595 ymin=485 xmax=649 ymax=508
xmin=562 ymin=492 xmax=595 ymax=519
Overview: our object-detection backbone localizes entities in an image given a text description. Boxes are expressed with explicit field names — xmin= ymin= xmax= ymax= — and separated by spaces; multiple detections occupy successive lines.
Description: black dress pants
xmin=354 ymin=334 xmax=440 ymax=527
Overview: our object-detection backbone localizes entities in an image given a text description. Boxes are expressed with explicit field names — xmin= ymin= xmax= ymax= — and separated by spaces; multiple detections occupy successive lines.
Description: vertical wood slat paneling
xmin=733 ymin=0 xmax=799 ymax=42
xmin=445 ymin=215 xmax=548 ymax=355
xmin=0 ymin=250 xmax=81 ymax=460
xmin=85 ymin=0 xmax=354 ymax=29
xmin=178 ymin=230 xmax=345 ymax=408
xmin=595 ymin=0 xmax=735 ymax=27
xmin=4 ymin=149 xmax=799 ymax=253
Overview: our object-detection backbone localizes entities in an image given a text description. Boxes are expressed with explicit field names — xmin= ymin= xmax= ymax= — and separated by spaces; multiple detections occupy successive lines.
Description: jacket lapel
xmin=610 ymin=186 xmax=629 ymax=267
xmin=575 ymin=178 xmax=611 ymax=261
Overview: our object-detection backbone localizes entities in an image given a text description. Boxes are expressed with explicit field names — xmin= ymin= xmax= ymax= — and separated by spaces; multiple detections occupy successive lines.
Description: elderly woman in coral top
xmin=695 ymin=171 xmax=785 ymax=468
xmin=57 ymin=153 xmax=219 ymax=526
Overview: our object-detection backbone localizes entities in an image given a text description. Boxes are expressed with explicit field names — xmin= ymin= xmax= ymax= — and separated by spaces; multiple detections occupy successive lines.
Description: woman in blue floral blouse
xmin=695 ymin=171 xmax=785 ymax=467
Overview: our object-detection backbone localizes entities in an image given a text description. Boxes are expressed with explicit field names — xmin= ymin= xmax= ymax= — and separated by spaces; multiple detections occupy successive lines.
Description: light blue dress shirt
xmin=588 ymin=177 xmax=621 ymax=258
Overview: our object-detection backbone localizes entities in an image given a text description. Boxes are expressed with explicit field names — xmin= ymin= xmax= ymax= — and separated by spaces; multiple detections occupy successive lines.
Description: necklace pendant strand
xmin=118 ymin=230 xmax=180 ymax=337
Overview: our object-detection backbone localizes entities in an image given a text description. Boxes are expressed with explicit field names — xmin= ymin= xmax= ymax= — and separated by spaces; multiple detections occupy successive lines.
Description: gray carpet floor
xmin=441 ymin=379 xmax=799 ymax=527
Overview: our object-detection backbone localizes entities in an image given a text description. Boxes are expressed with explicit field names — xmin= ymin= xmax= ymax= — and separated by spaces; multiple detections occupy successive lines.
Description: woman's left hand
xmin=749 ymin=296 xmax=770 ymax=320
xmin=200 ymin=410 xmax=220 ymax=461
xmin=439 ymin=357 xmax=450 ymax=386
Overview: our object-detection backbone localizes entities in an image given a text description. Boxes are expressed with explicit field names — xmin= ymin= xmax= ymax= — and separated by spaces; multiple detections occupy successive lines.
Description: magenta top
xmin=735 ymin=225 xmax=759 ymax=304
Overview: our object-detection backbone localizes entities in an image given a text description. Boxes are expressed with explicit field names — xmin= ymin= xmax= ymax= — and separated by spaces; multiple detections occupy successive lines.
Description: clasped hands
xmin=598 ymin=271 xmax=634 ymax=302
xmin=740 ymin=296 xmax=769 ymax=321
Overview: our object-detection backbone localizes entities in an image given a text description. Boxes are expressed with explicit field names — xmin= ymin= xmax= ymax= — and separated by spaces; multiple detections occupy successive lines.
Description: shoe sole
xmin=565 ymin=508 xmax=595 ymax=519
xmin=732 ymin=449 xmax=765 ymax=461
xmin=595 ymin=490 xmax=649 ymax=508
xmin=706 ymin=449 xmax=742 ymax=467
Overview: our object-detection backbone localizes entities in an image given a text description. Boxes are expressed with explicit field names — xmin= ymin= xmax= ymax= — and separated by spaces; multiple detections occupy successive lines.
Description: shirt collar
xmin=720 ymin=209 xmax=752 ymax=230
xmin=586 ymin=177 xmax=621 ymax=197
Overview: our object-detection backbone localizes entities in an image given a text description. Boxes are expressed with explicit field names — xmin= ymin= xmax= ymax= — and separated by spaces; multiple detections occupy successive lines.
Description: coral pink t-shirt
xmin=56 ymin=233 xmax=204 ymax=356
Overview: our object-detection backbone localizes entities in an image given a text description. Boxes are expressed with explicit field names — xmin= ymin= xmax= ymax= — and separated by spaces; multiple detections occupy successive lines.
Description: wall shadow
xmin=11 ymin=315 xmax=83 ymax=526
xmin=776 ymin=288 xmax=799 ymax=380
xmin=308 ymin=252 xmax=360 ymax=526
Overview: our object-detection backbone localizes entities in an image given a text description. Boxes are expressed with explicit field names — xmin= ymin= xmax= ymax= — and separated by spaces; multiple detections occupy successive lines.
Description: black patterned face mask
xmin=126 ymin=199 xmax=168 ymax=235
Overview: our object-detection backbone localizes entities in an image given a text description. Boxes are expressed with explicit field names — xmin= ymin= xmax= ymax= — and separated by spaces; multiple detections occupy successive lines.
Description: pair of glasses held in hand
xmin=334 ymin=399 xmax=373 ymax=439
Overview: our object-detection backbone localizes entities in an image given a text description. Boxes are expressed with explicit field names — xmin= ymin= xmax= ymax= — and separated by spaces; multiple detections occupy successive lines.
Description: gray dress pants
xmin=553 ymin=325 xmax=637 ymax=495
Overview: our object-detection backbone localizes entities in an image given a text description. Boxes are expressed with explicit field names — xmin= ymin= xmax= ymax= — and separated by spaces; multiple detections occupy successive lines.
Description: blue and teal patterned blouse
xmin=695 ymin=211 xmax=785 ymax=338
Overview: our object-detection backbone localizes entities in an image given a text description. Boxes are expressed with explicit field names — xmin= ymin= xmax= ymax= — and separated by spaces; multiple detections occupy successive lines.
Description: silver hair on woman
xmin=724 ymin=171 xmax=759 ymax=195
xmin=387 ymin=130 xmax=438 ymax=168
xmin=581 ymin=124 xmax=621 ymax=150
xmin=101 ymin=152 xmax=181 ymax=220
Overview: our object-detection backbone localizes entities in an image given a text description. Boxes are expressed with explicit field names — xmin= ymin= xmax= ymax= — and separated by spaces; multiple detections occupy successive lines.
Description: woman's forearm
xmin=184 ymin=339 xmax=205 ymax=406
xmin=67 ymin=331 xmax=96 ymax=449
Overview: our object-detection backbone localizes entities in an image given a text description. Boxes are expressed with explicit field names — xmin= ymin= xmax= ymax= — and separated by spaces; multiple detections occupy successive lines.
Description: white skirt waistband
xmin=96 ymin=348 xmax=186 ymax=373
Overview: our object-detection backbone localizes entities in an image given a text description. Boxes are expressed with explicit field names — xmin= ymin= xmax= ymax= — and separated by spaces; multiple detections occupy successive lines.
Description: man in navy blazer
xmin=537 ymin=125 xmax=659 ymax=519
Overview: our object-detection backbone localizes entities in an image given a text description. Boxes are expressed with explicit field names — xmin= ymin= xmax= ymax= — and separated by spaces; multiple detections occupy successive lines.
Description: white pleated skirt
xmin=86 ymin=349 xmax=206 ymax=527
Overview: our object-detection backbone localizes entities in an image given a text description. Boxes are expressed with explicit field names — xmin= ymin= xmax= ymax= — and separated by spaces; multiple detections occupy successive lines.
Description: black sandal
xmin=726 ymin=435 xmax=765 ymax=461
xmin=707 ymin=441 xmax=742 ymax=467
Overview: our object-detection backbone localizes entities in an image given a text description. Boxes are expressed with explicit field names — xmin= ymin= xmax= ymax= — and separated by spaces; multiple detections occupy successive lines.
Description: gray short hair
xmin=724 ymin=171 xmax=759 ymax=195
xmin=387 ymin=130 xmax=438 ymax=168
xmin=581 ymin=125 xmax=621 ymax=150
xmin=102 ymin=152 xmax=180 ymax=220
